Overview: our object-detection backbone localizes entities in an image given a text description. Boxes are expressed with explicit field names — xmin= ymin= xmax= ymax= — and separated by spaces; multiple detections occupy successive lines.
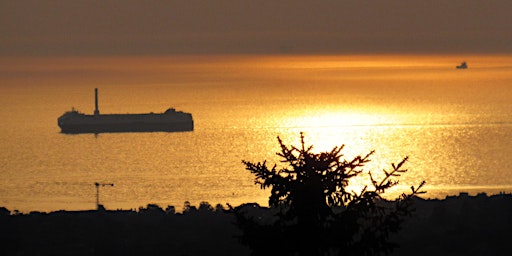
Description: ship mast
xmin=94 ymin=88 xmax=100 ymax=116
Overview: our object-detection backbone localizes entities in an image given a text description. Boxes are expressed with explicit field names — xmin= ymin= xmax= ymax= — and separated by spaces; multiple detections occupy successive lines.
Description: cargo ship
xmin=57 ymin=88 xmax=193 ymax=134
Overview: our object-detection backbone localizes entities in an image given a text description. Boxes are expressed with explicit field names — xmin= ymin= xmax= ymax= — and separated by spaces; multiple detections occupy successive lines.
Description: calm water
xmin=1 ymin=54 xmax=512 ymax=213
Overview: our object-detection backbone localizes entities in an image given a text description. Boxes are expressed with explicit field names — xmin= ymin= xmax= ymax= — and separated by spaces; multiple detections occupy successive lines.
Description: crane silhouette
xmin=95 ymin=182 xmax=114 ymax=210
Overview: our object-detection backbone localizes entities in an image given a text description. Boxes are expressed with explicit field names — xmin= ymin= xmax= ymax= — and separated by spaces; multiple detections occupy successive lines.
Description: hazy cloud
xmin=1 ymin=0 xmax=511 ymax=56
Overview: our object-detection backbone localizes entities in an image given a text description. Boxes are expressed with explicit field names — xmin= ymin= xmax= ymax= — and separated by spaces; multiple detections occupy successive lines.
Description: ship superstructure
xmin=57 ymin=88 xmax=193 ymax=134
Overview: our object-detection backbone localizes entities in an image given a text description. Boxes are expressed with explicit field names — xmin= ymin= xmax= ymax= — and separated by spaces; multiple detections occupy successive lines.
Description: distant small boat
xmin=456 ymin=61 xmax=468 ymax=69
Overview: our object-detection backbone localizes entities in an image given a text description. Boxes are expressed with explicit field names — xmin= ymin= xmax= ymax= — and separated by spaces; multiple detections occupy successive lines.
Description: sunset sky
xmin=2 ymin=0 xmax=512 ymax=56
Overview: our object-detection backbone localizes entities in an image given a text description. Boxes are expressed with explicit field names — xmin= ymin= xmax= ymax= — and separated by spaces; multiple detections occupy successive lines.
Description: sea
xmin=1 ymin=54 xmax=512 ymax=213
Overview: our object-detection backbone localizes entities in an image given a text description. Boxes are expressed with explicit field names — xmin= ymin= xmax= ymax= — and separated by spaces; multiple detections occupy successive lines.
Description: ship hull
xmin=59 ymin=121 xmax=193 ymax=134
xmin=58 ymin=109 xmax=194 ymax=134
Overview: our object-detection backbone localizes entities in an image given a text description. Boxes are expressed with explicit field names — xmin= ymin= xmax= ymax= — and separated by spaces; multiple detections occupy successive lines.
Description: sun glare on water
xmin=267 ymin=103 xmax=426 ymax=200
xmin=2 ymin=54 xmax=512 ymax=212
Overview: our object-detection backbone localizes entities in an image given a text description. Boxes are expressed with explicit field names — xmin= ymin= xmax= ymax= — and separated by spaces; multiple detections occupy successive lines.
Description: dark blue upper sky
xmin=1 ymin=0 xmax=511 ymax=56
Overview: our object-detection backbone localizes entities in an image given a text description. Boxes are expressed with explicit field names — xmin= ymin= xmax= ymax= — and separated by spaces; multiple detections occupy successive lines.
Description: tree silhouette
xmin=231 ymin=132 xmax=425 ymax=256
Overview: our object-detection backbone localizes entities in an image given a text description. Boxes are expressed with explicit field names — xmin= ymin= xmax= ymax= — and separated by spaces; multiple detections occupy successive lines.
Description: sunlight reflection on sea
xmin=1 ymin=54 xmax=512 ymax=212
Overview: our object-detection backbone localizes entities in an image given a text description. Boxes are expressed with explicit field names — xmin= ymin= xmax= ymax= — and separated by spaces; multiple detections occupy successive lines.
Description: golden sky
xmin=1 ymin=0 xmax=511 ymax=56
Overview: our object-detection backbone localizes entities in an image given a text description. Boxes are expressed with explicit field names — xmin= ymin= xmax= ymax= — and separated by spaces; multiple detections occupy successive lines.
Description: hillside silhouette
xmin=2 ymin=193 xmax=511 ymax=256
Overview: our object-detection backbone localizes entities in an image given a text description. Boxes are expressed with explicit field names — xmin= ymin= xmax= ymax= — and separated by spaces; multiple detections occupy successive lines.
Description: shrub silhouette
xmin=231 ymin=132 xmax=426 ymax=256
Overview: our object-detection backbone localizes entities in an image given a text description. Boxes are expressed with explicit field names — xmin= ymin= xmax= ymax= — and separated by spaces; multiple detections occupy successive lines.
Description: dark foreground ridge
xmin=2 ymin=193 xmax=512 ymax=256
